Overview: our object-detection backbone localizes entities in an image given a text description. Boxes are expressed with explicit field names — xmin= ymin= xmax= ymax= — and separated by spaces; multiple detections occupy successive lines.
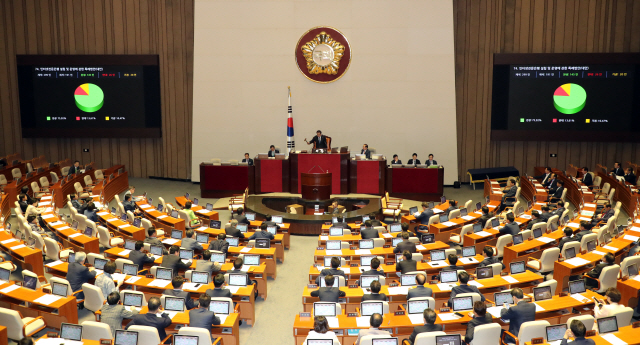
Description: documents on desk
xmin=603 ymin=245 xmax=619 ymax=251
xmin=437 ymin=283 xmax=454 ymax=291
xmin=533 ymin=303 xmax=545 ymax=312
xmin=126 ymin=276 xmax=141 ymax=284
xmin=36 ymin=338 xmax=83 ymax=345
xmin=356 ymin=316 xmax=370 ymax=327
xmin=119 ymin=249 xmax=131 ymax=256
xmin=462 ymin=216 xmax=475 ymax=221
xmin=118 ymin=224 xmax=131 ymax=229
xmin=227 ymin=286 xmax=241 ymax=293
xmin=592 ymin=250 xmax=606 ymax=256
xmin=581 ymin=211 xmax=594 ymax=217
xmin=468 ymin=280 xmax=483 ymax=288
xmin=584 ymin=203 xmax=596 ymax=207
xmin=325 ymin=250 xmax=342 ymax=255
xmin=68 ymin=233 xmax=82 ymax=238
xmin=320 ymin=236 xmax=329 ymax=240
xmin=568 ymin=222 xmax=580 ymax=228
xmin=486 ymin=306 xmax=503 ymax=318
xmin=438 ymin=313 xmax=461 ymax=321
xmin=537 ymin=237 xmax=555 ymax=243
xmin=97 ymin=211 xmax=109 ymax=216
xmin=601 ymin=334 xmax=628 ymax=345
xmin=157 ymin=215 xmax=168 ymax=219
xmin=461 ymin=257 xmax=479 ymax=264
xmin=325 ymin=317 xmax=339 ymax=328
xmin=631 ymin=226 xmax=640 ymax=232
xmin=355 ymin=249 xmax=371 ymax=255
xmin=0 ymin=238 xmax=17 ymax=245
xmin=416 ymin=245 xmax=426 ymax=250
xmin=475 ymin=231 xmax=491 ymax=237
xmin=387 ymin=286 xmax=409 ymax=295
xmin=240 ymin=247 xmax=252 ymax=253
xmin=41 ymin=214 xmax=54 ymax=219
xmin=162 ymin=238 xmax=179 ymax=245
xmin=148 ymin=279 xmax=171 ymax=288
xmin=502 ymin=275 xmax=519 ymax=284
xmin=428 ymin=260 xmax=447 ymax=267
xmin=408 ymin=314 xmax=424 ymax=324
xmin=381 ymin=233 xmax=392 ymax=238
xmin=442 ymin=221 xmax=457 ymax=227
xmin=10 ymin=244 xmax=26 ymax=250
xmin=34 ymin=294 xmax=63 ymax=305
xmin=520 ymin=214 xmax=531 ymax=219
xmin=46 ymin=260 xmax=63 ymax=267
xmin=570 ymin=294 xmax=590 ymax=303
xmin=623 ymin=235 xmax=639 ymax=242
xmin=140 ymin=204 xmax=152 ymax=209
xmin=0 ymin=285 xmax=20 ymax=293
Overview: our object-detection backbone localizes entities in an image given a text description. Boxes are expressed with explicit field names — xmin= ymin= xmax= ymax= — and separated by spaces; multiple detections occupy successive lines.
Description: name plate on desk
xmin=350 ymin=263 xmax=358 ymax=267
xmin=300 ymin=312 xmax=311 ymax=318
xmin=347 ymin=313 xmax=358 ymax=317
xmin=394 ymin=311 xmax=405 ymax=316
xmin=307 ymin=284 xmax=318 ymax=289
xmin=317 ymin=247 xmax=325 ymax=250
xmin=383 ymin=245 xmax=390 ymax=248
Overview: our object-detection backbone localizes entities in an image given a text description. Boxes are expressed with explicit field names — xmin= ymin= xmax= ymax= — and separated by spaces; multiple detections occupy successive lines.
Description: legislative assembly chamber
xmin=1 ymin=1 xmax=640 ymax=345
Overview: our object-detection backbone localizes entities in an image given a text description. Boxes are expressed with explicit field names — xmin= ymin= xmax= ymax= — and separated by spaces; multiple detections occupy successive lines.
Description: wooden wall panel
xmin=454 ymin=0 xmax=640 ymax=182
xmin=0 ymin=0 xmax=194 ymax=179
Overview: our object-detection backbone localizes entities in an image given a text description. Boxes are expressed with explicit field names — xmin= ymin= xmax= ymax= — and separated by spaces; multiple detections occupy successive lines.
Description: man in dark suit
xmin=66 ymin=251 xmax=96 ymax=302
xmin=129 ymin=241 xmax=155 ymax=271
xmin=464 ymin=301 xmax=493 ymax=344
xmin=407 ymin=153 xmax=420 ymax=166
xmin=248 ymin=223 xmax=275 ymax=241
xmin=497 ymin=178 xmax=517 ymax=213
xmin=225 ymin=220 xmax=245 ymax=239
xmin=242 ymin=153 xmax=254 ymax=166
xmin=188 ymin=295 xmax=221 ymax=335
xmin=611 ymin=162 xmax=624 ymax=176
xmin=406 ymin=309 xmax=443 ymax=345
xmin=478 ymin=246 xmax=504 ymax=269
xmin=539 ymin=206 xmax=552 ymax=222
xmin=68 ymin=160 xmax=81 ymax=175
xmin=333 ymin=216 xmax=351 ymax=230
xmin=228 ymin=258 xmax=253 ymax=286
xmin=361 ymin=257 xmax=385 ymax=277
xmin=261 ymin=214 xmax=280 ymax=228
xmin=400 ymin=222 xmax=417 ymax=239
xmin=500 ymin=287 xmax=536 ymax=343
xmin=553 ymin=201 xmax=566 ymax=217
xmin=407 ymin=273 xmax=433 ymax=299
xmin=446 ymin=254 xmax=461 ymax=271
xmin=360 ymin=144 xmax=371 ymax=159
xmin=163 ymin=276 xmax=198 ymax=310
xmin=305 ymin=130 xmax=328 ymax=149
xmin=369 ymin=213 xmax=383 ymax=227
xmin=310 ymin=275 xmax=346 ymax=302
xmin=585 ymin=252 xmax=615 ymax=289
xmin=549 ymin=180 xmax=565 ymax=201
xmin=209 ymin=233 xmax=229 ymax=253
xmin=534 ymin=167 xmax=552 ymax=185
xmin=396 ymin=251 xmax=417 ymax=274
xmin=498 ymin=213 xmax=520 ymax=236
xmin=181 ymin=230 xmax=203 ymax=251
xmin=360 ymin=220 xmax=379 ymax=239
xmin=625 ymin=168 xmax=637 ymax=185
xmin=126 ymin=297 xmax=172 ymax=340
xmin=449 ymin=272 xmax=485 ymax=306
xmin=362 ymin=280 xmax=387 ymax=301
xmin=315 ymin=257 xmax=346 ymax=285
xmin=267 ymin=145 xmax=279 ymax=158
xmin=561 ymin=320 xmax=596 ymax=345
xmin=143 ymin=228 xmax=168 ymax=255
xmin=393 ymin=232 xmax=416 ymax=254
xmin=581 ymin=167 xmax=593 ymax=186
xmin=391 ymin=154 xmax=402 ymax=165
xmin=160 ymin=245 xmax=192 ymax=277
xmin=591 ymin=203 xmax=614 ymax=227
xmin=70 ymin=194 xmax=82 ymax=210
xmin=414 ymin=202 xmax=434 ymax=225
xmin=525 ymin=211 xmax=544 ymax=230
xmin=425 ymin=154 xmax=437 ymax=166
xmin=232 ymin=208 xmax=250 ymax=225
xmin=478 ymin=206 xmax=493 ymax=228
xmin=445 ymin=200 xmax=458 ymax=216
xmin=545 ymin=173 xmax=558 ymax=189
xmin=205 ymin=273 xmax=233 ymax=298
xmin=558 ymin=227 xmax=577 ymax=252
xmin=575 ymin=221 xmax=593 ymax=243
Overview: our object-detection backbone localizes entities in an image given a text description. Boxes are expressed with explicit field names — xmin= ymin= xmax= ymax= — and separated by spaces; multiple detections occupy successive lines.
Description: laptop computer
xmin=164 ymin=296 xmax=185 ymax=312
xmin=156 ymin=267 xmax=173 ymax=280
xmin=60 ymin=323 xmax=83 ymax=341
xmin=237 ymin=224 xmax=248 ymax=233
xmin=421 ymin=234 xmax=435 ymax=244
xmin=313 ymin=302 xmax=337 ymax=317
xmin=452 ymin=296 xmax=474 ymax=311
xmin=170 ymin=229 xmax=182 ymax=239
xmin=94 ymin=258 xmax=108 ymax=270
xmin=150 ymin=245 xmax=164 ymax=256
xmin=494 ymin=292 xmax=514 ymax=306
xmin=84 ymin=227 xmax=93 ymax=237
xmin=586 ymin=240 xmax=596 ymax=252
xmin=326 ymin=240 xmax=341 ymax=250
xmin=533 ymin=286 xmax=552 ymax=301
xmin=68 ymin=252 xmax=76 ymax=264
xmin=430 ymin=249 xmax=445 ymax=261
xmin=51 ymin=282 xmax=69 ymax=297
xmin=596 ymin=316 xmax=619 ymax=334
xmin=206 ymin=203 xmax=213 ymax=212
xmin=244 ymin=254 xmax=260 ymax=266
xmin=123 ymin=292 xmax=143 ymax=309
xmin=124 ymin=239 xmax=137 ymax=250
xmin=476 ymin=266 xmax=493 ymax=279
xmin=568 ymin=279 xmax=587 ymax=294
xmin=546 ymin=324 xmax=567 ymax=343
xmin=228 ymin=273 xmax=248 ymax=286
xmin=401 ymin=274 xmax=417 ymax=286
xmin=389 ymin=223 xmax=402 ymax=233
xmin=360 ymin=301 xmax=383 ymax=316
xmin=409 ymin=206 xmax=418 ymax=214
xmin=359 ymin=239 xmax=374 ymax=249
xmin=271 ymin=216 xmax=283 ymax=223
xmin=196 ymin=233 xmax=209 ymax=244
xmin=564 ymin=247 xmax=576 ymax=259
xmin=133 ymin=218 xmax=141 ymax=228
xmin=491 ymin=218 xmax=500 ymax=228
xmin=439 ymin=214 xmax=448 ymax=223
xmin=440 ymin=270 xmax=458 ymax=284
xmin=329 ymin=227 xmax=343 ymax=236
xmin=407 ymin=300 xmax=431 ymax=315
xmin=123 ymin=263 xmax=139 ymax=276
xmin=462 ymin=246 xmax=476 ymax=258
xmin=476 ymin=202 xmax=482 ymax=211
xmin=392 ymin=237 xmax=403 ymax=247
xmin=173 ymin=335 xmax=198 ymax=345
xmin=255 ymin=238 xmax=270 ymax=248
xmin=210 ymin=252 xmax=226 ymax=263
xmin=0 ymin=267 xmax=10 ymax=282
xmin=226 ymin=237 xmax=239 ymax=247
xmin=512 ymin=234 xmax=523 ymax=245
xmin=157 ymin=204 xmax=164 ymax=212
xmin=306 ymin=340 xmax=333 ymax=345
xmin=435 ymin=335 xmax=461 ymax=345
xmin=191 ymin=271 xmax=209 ymax=284
xmin=179 ymin=249 xmax=193 ymax=260
xmin=533 ymin=228 xmax=543 ymax=238
xmin=510 ymin=261 xmax=526 ymax=275
xmin=360 ymin=275 xmax=380 ymax=288
xmin=267 ymin=226 xmax=277 ymax=235
xmin=209 ymin=300 xmax=230 ymax=315
xmin=362 ymin=215 xmax=370 ymax=222
xmin=209 ymin=220 xmax=221 ymax=229
xmin=627 ymin=263 xmax=638 ymax=277
xmin=472 ymin=223 xmax=483 ymax=233
xmin=171 ymin=210 xmax=179 ymax=218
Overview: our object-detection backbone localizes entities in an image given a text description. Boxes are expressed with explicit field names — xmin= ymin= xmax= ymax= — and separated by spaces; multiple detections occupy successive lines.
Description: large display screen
xmin=17 ymin=55 xmax=161 ymax=138
xmin=491 ymin=53 xmax=640 ymax=141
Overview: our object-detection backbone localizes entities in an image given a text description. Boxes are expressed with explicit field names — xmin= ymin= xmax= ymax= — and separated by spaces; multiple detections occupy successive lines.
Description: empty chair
xmin=12 ymin=168 xmax=21 ymax=180
xmin=94 ymin=170 xmax=105 ymax=180
xmin=177 ymin=327 xmax=216 ymax=345
xmin=85 ymin=220 xmax=97 ymax=237
xmin=39 ymin=176 xmax=51 ymax=191
xmin=428 ymin=215 xmax=439 ymax=225
xmin=456 ymin=292 xmax=482 ymax=304
xmin=489 ymin=263 xmax=503 ymax=276
xmin=75 ymin=214 xmax=88 ymax=231
xmin=561 ymin=241 xmax=580 ymax=258
xmin=82 ymin=283 xmax=105 ymax=312
xmin=526 ymin=248 xmax=559 ymax=276
xmin=0 ymin=257 xmax=17 ymax=273
xmin=229 ymin=159 xmax=239 ymax=165
xmin=0 ymin=307 xmax=47 ymax=341
xmin=449 ymin=209 xmax=461 ymax=219
xmin=80 ymin=321 xmax=112 ymax=340
xmin=470 ymin=323 xmax=502 ymax=345
xmin=26 ymin=162 xmax=33 ymax=173
xmin=87 ymin=253 xmax=106 ymax=266
xmin=49 ymin=172 xmax=59 ymax=184
xmin=114 ymin=194 xmax=121 ymax=205
xmin=84 ymin=175 xmax=95 ymax=187
xmin=116 ymin=202 xmax=125 ymax=216
xmin=97 ymin=226 xmax=124 ymax=248
xmin=493 ymin=235 xmax=512 ymax=258
xmin=30 ymin=182 xmax=46 ymax=198
xmin=535 ymin=279 xmax=557 ymax=295
xmin=126 ymin=325 xmax=165 ymax=345
xmin=61 ymin=166 xmax=70 ymax=177
xmin=463 ymin=200 xmax=473 ymax=213
xmin=520 ymin=230 xmax=532 ymax=240
xmin=158 ymin=197 xmax=167 ymax=211
xmin=566 ymin=315 xmax=595 ymax=331
xmin=0 ymin=175 xmax=7 ymax=186
xmin=610 ymin=307 xmax=634 ymax=328
xmin=74 ymin=182 xmax=83 ymax=194
xmin=43 ymin=237 xmax=73 ymax=261
xmin=502 ymin=320 xmax=550 ymax=345
xmin=450 ymin=224 xmax=473 ymax=244
xmin=413 ymin=331 xmax=446 ymax=345
xmin=14 ymin=201 xmax=23 ymax=217
xmin=580 ymin=233 xmax=597 ymax=251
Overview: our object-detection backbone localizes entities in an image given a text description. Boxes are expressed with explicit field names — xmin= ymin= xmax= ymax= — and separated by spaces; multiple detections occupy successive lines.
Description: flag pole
xmin=287 ymin=86 xmax=295 ymax=156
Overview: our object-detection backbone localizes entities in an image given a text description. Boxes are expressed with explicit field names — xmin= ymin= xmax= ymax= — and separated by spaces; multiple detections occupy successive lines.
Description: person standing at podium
xmin=407 ymin=153 xmax=420 ymax=166
xmin=304 ymin=130 xmax=328 ymax=149
xmin=361 ymin=144 xmax=371 ymax=159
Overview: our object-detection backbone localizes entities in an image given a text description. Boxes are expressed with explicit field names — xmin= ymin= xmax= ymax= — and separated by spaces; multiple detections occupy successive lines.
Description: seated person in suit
xmin=500 ymin=287 xmax=536 ymax=344
xmin=557 ymin=227 xmax=577 ymax=252
xmin=478 ymin=206 xmax=493 ymax=228
xmin=552 ymin=201 xmax=566 ymax=217
xmin=414 ymin=202 xmax=434 ymax=225
xmin=249 ymin=223 xmax=275 ymax=241
xmin=580 ymin=167 xmax=593 ymax=187
xmin=208 ymin=233 xmax=229 ymax=253
xmin=267 ymin=145 xmax=279 ymax=157
xmin=539 ymin=206 xmax=552 ymax=221
xmin=304 ymin=316 xmax=341 ymax=344
xmin=355 ymin=313 xmax=389 ymax=345
xmin=575 ymin=221 xmax=593 ymax=243
xmin=525 ymin=211 xmax=543 ymax=230
xmin=242 ymin=153 xmax=254 ymax=166
xmin=407 ymin=153 xmax=420 ymax=166
xmin=68 ymin=160 xmax=81 ymax=175
xmin=181 ymin=230 xmax=203 ymax=251
xmin=232 ymin=207 xmax=250 ymax=225
xmin=316 ymin=256 xmax=346 ymax=285
xmin=360 ymin=144 xmax=371 ymax=159
xmin=406 ymin=308 xmax=443 ymax=345
xmin=160 ymin=245 xmax=192 ymax=277
xmin=611 ymin=162 xmax=624 ymax=176
xmin=361 ymin=257 xmax=385 ymax=277
xmin=396 ymin=250 xmax=417 ymax=275
xmin=464 ymin=301 xmax=493 ymax=344
xmin=393 ymin=231 xmax=416 ymax=254
xmin=592 ymin=202 xmax=614 ymax=226
xmin=304 ymin=130 xmax=329 ymax=149
xmin=195 ymin=250 xmax=222 ymax=274
xmin=122 ymin=194 xmax=142 ymax=215
xmin=544 ymin=172 xmax=558 ymax=188
xmin=498 ymin=213 xmax=520 ymax=236
xmin=497 ymin=178 xmax=517 ymax=213
xmin=549 ymin=180 xmax=565 ymax=201
xmin=446 ymin=254 xmax=461 ymax=271
xmin=205 ymin=273 xmax=233 ymax=298
xmin=362 ymin=280 xmax=387 ymax=301
xmin=390 ymin=154 xmax=402 ymax=165
xmin=163 ymin=275 xmax=198 ymax=310
xmin=446 ymin=200 xmax=458 ymax=216
xmin=129 ymin=240 xmax=155 ymax=271
xmin=585 ymin=252 xmax=615 ymax=289
xmin=125 ymin=297 xmax=172 ymax=340
xmin=183 ymin=201 xmax=201 ymax=228
xmin=625 ymin=167 xmax=637 ymax=185
xmin=369 ymin=213 xmax=383 ymax=227
xmin=310 ymin=275 xmax=346 ymax=302
xmin=189 ymin=294 xmax=221 ymax=335
xmin=425 ymin=154 xmax=437 ymax=167
xmin=360 ymin=220 xmax=379 ymax=239
xmin=143 ymin=227 xmax=168 ymax=254
xmin=334 ymin=215 xmax=351 ymax=230
xmin=400 ymin=222 xmax=417 ymax=238
xmin=261 ymin=214 xmax=280 ymax=228
xmin=66 ymin=251 xmax=96 ymax=302
xmin=225 ymin=219 xmax=245 ymax=239
xmin=561 ymin=320 xmax=596 ymax=345
xmin=83 ymin=202 xmax=98 ymax=223
xmin=449 ymin=271 xmax=485 ymax=306
xmin=101 ymin=292 xmax=139 ymax=337
xmin=229 ymin=257 xmax=253 ymax=286
xmin=124 ymin=186 xmax=136 ymax=199
xmin=478 ymin=245 xmax=504 ymax=269
xmin=407 ymin=273 xmax=433 ymax=299
xmin=331 ymin=201 xmax=341 ymax=215
xmin=70 ymin=194 xmax=82 ymax=210
xmin=593 ymin=288 xmax=626 ymax=332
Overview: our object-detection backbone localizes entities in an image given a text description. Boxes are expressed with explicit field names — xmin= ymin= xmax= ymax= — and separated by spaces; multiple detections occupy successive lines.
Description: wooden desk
xmin=42 ymin=211 xmax=100 ymax=254
xmin=50 ymin=164 xmax=122 ymax=207
xmin=289 ymin=152 xmax=349 ymax=195
xmin=136 ymin=200 xmax=186 ymax=233
xmin=386 ymin=166 xmax=444 ymax=202
xmin=525 ymin=325 xmax=640 ymax=345
xmin=501 ymin=228 xmax=563 ymax=268
xmin=313 ymin=242 xmax=450 ymax=264
xmin=200 ymin=163 xmax=255 ymax=198
xmin=251 ymin=220 xmax=290 ymax=249
xmin=350 ymin=159 xmax=386 ymax=195
xmin=0 ymin=326 xmax=6 ymax=345
xmin=617 ymin=276 xmax=640 ymax=310
xmin=519 ymin=176 xmax=549 ymax=203
xmin=3 ymin=165 xmax=60 ymax=212
xmin=174 ymin=196 xmax=220 ymax=222
xmin=96 ymin=210 xmax=146 ymax=241
xmin=91 ymin=170 xmax=129 ymax=203
xmin=597 ymin=171 xmax=638 ymax=216
xmin=0 ymin=281 xmax=78 ymax=329
xmin=0 ymin=230 xmax=45 ymax=276
xmin=228 ymin=246 xmax=277 ymax=279
xmin=191 ymin=226 xmax=286 ymax=264
xmin=254 ymin=157 xmax=290 ymax=193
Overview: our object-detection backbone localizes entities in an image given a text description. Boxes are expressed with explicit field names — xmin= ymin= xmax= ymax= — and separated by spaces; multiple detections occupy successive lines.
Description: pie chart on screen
xmin=553 ymin=83 xmax=586 ymax=115
xmin=74 ymin=83 xmax=104 ymax=112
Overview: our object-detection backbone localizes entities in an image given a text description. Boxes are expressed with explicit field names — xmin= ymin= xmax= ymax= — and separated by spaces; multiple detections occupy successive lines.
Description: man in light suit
xmin=360 ymin=220 xmax=379 ymax=239
xmin=242 ymin=153 xmax=253 ymax=166
xmin=160 ymin=245 xmax=192 ymax=277
xmin=425 ymin=154 xmax=437 ymax=166
xmin=66 ymin=251 xmax=96 ymax=302
xmin=355 ymin=313 xmax=389 ymax=345
xmin=129 ymin=241 xmax=155 ymax=271
xmin=498 ymin=213 xmax=520 ymax=236
xmin=414 ymin=202 xmax=434 ymax=225
xmin=611 ymin=162 xmax=624 ymax=176
xmin=391 ymin=154 xmax=402 ymax=165
xmin=188 ymin=294 xmax=221 ymax=335
xmin=500 ymin=287 xmax=536 ymax=344
xmin=393 ymin=231 xmax=416 ymax=253
xmin=360 ymin=144 xmax=371 ymax=159
xmin=225 ymin=219 xmax=245 ymax=239
xmin=126 ymin=297 xmax=172 ymax=340
xmin=407 ymin=153 xmax=420 ymax=166
xmin=163 ymin=275 xmax=198 ymax=310
xmin=315 ymin=257 xmax=346 ymax=285
xmin=407 ymin=273 xmax=433 ymax=299
xmin=561 ymin=320 xmax=595 ymax=345
xmin=195 ymin=250 xmax=222 ymax=274
xmin=406 ymin=309 xmax=443 ymax=345
xmin=310 ymin=275 xmax=346 ymax=302
xmin=267 ymin=145 xmax=279 ymax=157
xmin=181 ymin=230 xmax=203 ymax=251
xmin=534 ymin=167 xmax=552 ymax=185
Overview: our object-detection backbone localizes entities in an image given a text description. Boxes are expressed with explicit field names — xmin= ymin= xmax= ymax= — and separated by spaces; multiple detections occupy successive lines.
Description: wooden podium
xmin=301 ymin=173 xmax=332 ymax=201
